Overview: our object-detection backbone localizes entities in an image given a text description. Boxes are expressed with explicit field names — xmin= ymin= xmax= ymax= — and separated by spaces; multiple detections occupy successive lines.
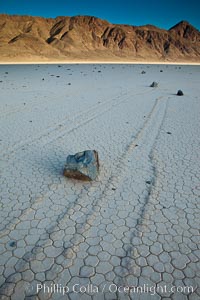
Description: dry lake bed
xmin=0 ymin=64 xmax=200 ymax=299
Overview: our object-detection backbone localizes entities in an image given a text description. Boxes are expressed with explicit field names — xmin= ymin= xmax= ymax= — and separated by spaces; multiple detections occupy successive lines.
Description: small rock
xmin=146 ymin=181 xmax=151 ymax=185
xmin=150 ymin=81 xmax=158 ymax=87
xmin=167 ymin=131 xmax=172 ymax=134
xmin=9 ymin=241 xmax=16 ymax=248
xmin=177 ymin=90 xmax=184 ymax=96
xmin=160 ymin=70 xmax=163 ymax=72
xmin=63 ymin=150 xmax=99 ymax=181
xmin=141 ymin=71 xmax=146 ymax=74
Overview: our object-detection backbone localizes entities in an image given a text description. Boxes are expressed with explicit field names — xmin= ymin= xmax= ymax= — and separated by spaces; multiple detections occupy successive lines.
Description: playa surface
xmin=0 ymin=64 xmax=199 ymax=299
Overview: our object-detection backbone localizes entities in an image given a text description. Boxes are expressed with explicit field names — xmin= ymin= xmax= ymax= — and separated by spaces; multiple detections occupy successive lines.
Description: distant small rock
xmin=141 ymin=71 xmax=146 ymax=74
xmin=150 ymin=81 xmax=158 ymax=87
xmin=146 ymin=181 xmax=151 ymax=184
xmin=177 ymin=90 xmax=184 ymax=96
xmin=63 ymin=150 xmax=99 ymax=181
xmin=160 ymin=70 xmax=163 ymax=72
xmin=9 ymin=241 xmax=16 ymax=248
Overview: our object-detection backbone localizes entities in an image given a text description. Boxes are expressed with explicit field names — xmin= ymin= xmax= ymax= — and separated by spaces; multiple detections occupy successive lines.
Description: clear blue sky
xmin=0 ymin=0 xmax=199 ymax=30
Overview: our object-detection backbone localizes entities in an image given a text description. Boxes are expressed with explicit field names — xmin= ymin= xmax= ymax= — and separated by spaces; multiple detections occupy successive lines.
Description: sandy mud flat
xmin=0 ymin=64 xmax=200 ymax=299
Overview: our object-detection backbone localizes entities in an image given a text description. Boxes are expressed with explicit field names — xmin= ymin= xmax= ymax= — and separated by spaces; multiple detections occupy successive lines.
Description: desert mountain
xmin=0 ymin=14 xmax=200 ymax=62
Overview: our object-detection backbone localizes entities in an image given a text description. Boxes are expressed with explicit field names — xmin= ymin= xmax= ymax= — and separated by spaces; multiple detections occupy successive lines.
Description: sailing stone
xmin=63 ymin=150 xmax=99 ymax=181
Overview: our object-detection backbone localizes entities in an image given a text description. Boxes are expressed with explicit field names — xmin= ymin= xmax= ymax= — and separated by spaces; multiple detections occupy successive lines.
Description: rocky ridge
xmin=0 ymin=14 xmax=199 ymax=62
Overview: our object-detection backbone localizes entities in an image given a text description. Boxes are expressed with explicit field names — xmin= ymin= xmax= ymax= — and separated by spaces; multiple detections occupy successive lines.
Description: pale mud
xmin=0 ymin=64 xmax=199 ymax=300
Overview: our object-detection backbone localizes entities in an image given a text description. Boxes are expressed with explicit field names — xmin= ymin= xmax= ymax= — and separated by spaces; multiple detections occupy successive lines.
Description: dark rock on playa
xmin=177 ymin=90 xmax=184 ymax=96
xmin=9 ymin=241 xmax=16 ymax=248
xmin=150 ymin=81 xmax=158 ymax=87
xmin=146 ymin=181 xmax=151 ymax=184
xmin=63 ymin=150 xmax=99 ymax=181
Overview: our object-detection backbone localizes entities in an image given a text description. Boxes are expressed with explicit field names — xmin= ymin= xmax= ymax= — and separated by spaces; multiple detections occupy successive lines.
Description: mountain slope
xmin=0 ymin=14 xmax=199 ymax=62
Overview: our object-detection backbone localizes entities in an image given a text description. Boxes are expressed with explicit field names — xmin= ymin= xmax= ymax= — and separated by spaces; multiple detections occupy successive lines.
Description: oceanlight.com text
xmin=35 ymin=283 xmax=194 ymax=296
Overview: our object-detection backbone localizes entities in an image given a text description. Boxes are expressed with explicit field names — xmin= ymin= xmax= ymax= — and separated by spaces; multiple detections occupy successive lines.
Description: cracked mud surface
xmin=0 ymin=64 xmax=200 ymax=299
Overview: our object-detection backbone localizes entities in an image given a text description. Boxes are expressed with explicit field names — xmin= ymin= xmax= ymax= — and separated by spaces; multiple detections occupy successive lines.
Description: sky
xmin=0 ymin=0 xmax=199 ymax=30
